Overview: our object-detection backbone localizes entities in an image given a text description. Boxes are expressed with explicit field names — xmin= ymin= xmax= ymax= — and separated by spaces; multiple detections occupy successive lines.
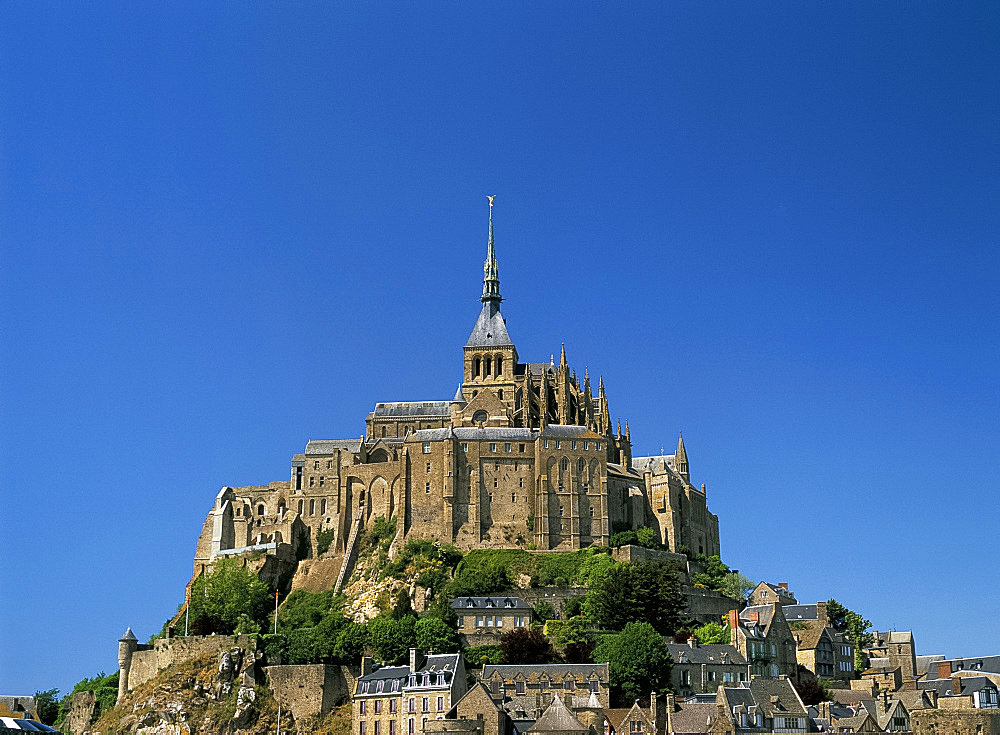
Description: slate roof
xmin=783 ymin=604 xmax=818 ymax=621
xmin=666 ymin=643 xmax=747 ymax=666
xmin=483 ymin=663 xmax=608 ymax=681
xmin=739 ymin=605 xmax=776 ymax=637
xmin=451 ymin=595 xmax=531 ymax=611
xmin=941 ymin=655 xmax=1000 ymax=675
xmin=748 ymin=678 xmax=807 ymax=718
xmin=791 ymin=622 xmax=828 ymax=650
xmin=538 ymin=425 xmax=597 ymax=438
xmin=304 ymin=439 xmax=363 ymax=455
xmin=466 ymin=303 xmax=513 ymax=347
xmin=356 ymin=653 xmax=461 ymax=694
xmin=631 ymin=455 xmax=679 ymax=476
xmin=916 ymin=654 xmax=947 ymax=675
xmin=670 ymin=702 xmax=716 ymax=734
xmin=372 ymin=401 xmax=451 ymax=418
xmin=528 ymin=695 xmax=586 ymax=733
xmin=413 ymin=427 xmax=537 ymax=442
xmin=920 ymin=675 xmax=998 ymax=698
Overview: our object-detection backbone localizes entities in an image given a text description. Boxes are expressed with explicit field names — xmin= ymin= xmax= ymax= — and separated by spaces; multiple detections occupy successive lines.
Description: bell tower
xmin=462 ymin=197 xmax=518 ymax=416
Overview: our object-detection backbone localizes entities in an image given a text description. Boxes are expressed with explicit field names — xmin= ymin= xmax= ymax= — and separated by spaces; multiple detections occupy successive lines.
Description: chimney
xmin=816 ymin=601 xmax=828 ymax=624
xmin=778 ymin=582 xmax=788 ymax=591
xmin=748 ymin=611 xmax=759 ymax=623
xmin=688 ymin=636 xmax=699 ymax=648
xmin=937 ymin=661 xmax=952 ymax=680
xmin=728 ymin=610 xmax=739 ymax=630
xmin=361 ymin=655 xmax=375 ymax=677
xmin=951 ymin=675 xmax=964 ymax=697
xmin=409 ymin=648 xmax=425 ymax=674
xmin=818 ymin=702 xmax=832 ymax=722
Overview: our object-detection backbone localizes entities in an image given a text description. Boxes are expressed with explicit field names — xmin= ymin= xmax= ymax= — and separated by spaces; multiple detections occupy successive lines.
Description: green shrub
xmin=55 ymin=672 xmax=119 ymax=731
xmin=464 ymin=645 xmax=503 ymax=668
xmin=316 ymin=528 xmax=336 ymax=556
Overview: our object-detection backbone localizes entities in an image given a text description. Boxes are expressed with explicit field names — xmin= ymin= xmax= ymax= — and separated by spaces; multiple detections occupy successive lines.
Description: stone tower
xmin=117 ymin=627 xmax=138 ymax=703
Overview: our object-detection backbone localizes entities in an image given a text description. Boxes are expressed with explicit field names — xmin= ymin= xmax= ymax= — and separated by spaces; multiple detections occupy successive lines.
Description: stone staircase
xmin=334 ymin=519 xmax=363 ymax=594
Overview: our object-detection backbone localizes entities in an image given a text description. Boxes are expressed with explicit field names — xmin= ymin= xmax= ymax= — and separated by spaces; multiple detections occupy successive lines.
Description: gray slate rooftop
xmin=466 ymin=302 xmax=513 ymax=347
xmin=666 ymin=643 xmax=747 ymax=666
xmin=372 ymin=401 xmax=451 ymax=418
xmin=451 ymin=595 xmax=531 ymax=610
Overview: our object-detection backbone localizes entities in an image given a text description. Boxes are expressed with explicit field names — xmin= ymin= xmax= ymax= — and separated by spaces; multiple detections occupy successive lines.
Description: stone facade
xmin=728 ymin=605 xmax=799 ymax=681
xmin=352 ymin=650 xmax=467 ymax=735
xmin=911 ymin=707 xmax=1000 ymax=734
xmin=784 ymin=602 xmax=855 ymax=682
xmin=192 ymin=205 xmax=721 ymax=575
xmin=452 ymin=596 xmax=531 ymax=642
xmin=665 ymin=639 xmax=750 ymax=696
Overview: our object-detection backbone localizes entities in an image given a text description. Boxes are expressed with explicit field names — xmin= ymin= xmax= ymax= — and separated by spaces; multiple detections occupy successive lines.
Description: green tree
xmin=368 ymin=616 xmax=417 ymax=664
xmin=500 ymin=628 xmax=555 ymax=665
xmin=33 ymin=689 xmax=59 ymax=725
xmin=827 ymin=598 xmax=873 ymax=671
xmin=189 ymin=557 xmax=273 ymax=634
xmin=719 ymin=572 xmax=755 ymax=602
xmin=587 ymin=560 xmax=684 ymax=636
xmin=415 ymin=615 xmax=461 ymax=653
xmin=534 ymin=602 xmax=556 ymax=623
xmin=333 ymin=623 xmax=369 ymax=664
xmin=546 ymin=616 xmax=593 ymax=648
xmin=464 ymin=645 xmax=504 ymax=668
xmin=635 ymin=527 xmax=659 ymax=548
xmin=593 ymin=622 xmax=672 ymax=703
xmin=691 ymin=555 xmax=731 ymax=589
xmin=692 ymin=621 xmax=730 ymax=645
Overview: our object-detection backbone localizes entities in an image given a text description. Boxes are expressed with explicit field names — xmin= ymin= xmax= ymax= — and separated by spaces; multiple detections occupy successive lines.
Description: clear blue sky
xmin=1 ymin=3 xmax=998 ymax=695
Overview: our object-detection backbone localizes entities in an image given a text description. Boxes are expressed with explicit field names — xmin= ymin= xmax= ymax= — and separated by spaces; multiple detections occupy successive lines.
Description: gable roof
xmin=666 ymin=643 xmax=748 ymax=666
xmin=670 ymin=702 xmax=716 ymax=734
xmin=747 ymin=678 xmax=807 ymax=718
xmin=371 ymin=401 xmax=451 ymax=418
xmin=528 ymin=695 xmax=586 ymax=733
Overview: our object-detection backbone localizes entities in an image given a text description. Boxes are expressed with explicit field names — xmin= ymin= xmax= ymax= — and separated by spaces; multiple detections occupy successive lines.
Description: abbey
xmin=195 ymin=204 xmax=719 ymax=572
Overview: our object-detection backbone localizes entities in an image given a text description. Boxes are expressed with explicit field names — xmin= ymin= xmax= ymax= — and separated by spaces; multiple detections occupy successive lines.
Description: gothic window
xmin=321 ymin=499 xmax=327 ymax=514
xmin=295 ymin=466 xmax=302 ymax=490
xmin=484 ymin=357 xmax=492 ymax=376
xmin=381 ymin=426 xmax=387 ymax=438
xmin=257 ymin=504 xmax=264 ymax=516
xmin=473 ymin=357 xmax=481 ymax=378
xmin=497 ymin=389 xmax=504 ymax=400
xmin=309 ymin=499 xmax=315 ymax=515
xmin=278 ymin=501 xmax=286 ymax=515
xmin=495 ymin=355 xmax=503 ymax=375
xmin=473 ymin=410 xmax=488 ymax=423
xmin=578 ymin=458 xmax=585 ymax=472
xmin=561 ymin=457 xmax=569 ymax=471
xmin=298 ymin=500 xmax=304 ymax=514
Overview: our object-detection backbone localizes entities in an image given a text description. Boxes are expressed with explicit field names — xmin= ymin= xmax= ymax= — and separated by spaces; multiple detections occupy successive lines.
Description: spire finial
xmin=560 ymin=343 xmax=567 ymax=366
xmin=481 ymin=196 xmax=501 ymax=305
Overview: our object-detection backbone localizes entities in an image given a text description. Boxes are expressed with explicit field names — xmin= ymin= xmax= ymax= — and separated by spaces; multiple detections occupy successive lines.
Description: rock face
xmin=64 ymin=691 xmax=97 ymax=735
xmin=95 ymin=646 xmax=272 ymax=735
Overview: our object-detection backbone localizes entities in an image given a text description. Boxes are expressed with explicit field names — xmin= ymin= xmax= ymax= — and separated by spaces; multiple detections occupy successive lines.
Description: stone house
xmin=863 ymin=631 xmax=916 ymax=679
xmin=715 ymin=677 xmax=809 ymax=733
xmin=783 ymin=603 xmax=854 ymax=682
xmin=728 ymin=606 xmax=798 ymax=681
xmin=664 ymin=638 xmax=750 ymax=696
xmin=447 ymin=683 xmax=514 ymax=735
xmin=193 ymin=204 xmax=721 ymax=588
xmin=920 ymin=674 xmax=1000 ymax=709
xmin=603 ymin=696 xmax=659 ymax=735
xmin=353 ymin=649 xmax=467 ymax=735
xmin=747 ymin=582 xmax=796 ymax=607
xmin=480 ymin=663 xmax=610 ymax=722
xmin=451 ymin=596 xmax=532 ymax=643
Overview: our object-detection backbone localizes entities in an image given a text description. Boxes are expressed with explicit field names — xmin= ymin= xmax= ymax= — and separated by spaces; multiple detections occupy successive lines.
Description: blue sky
xmin=1 ymin=3 xmax=998 ymax=695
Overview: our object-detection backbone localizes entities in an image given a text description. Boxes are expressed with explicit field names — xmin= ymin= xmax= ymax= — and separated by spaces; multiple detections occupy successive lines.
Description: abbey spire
xmin=675 ymin=432 xmax=689 ymax=481
xmin=481 ymin=195 xmax=501 ymax=306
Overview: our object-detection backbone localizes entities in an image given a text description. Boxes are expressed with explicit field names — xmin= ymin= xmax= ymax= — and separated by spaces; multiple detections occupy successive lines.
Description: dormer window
xmin=466 ymin=599 xmax=475 ymax=608
xmin=505 ymin=599 xmax=512 ymax=608
xmin=437 ymin=674 xmax=446 ymax=686
xmin=376 ymin=680 xmax=384 ymax=693
xmin=409 ymin=675 xmax=416 ymax=687
xmin=486 ymin=599 xmax=494 ymax=607
xmin=423 ymin=673 xmax=430 ymax=686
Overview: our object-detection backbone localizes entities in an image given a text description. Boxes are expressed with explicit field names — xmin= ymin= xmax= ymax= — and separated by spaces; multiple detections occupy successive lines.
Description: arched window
xmin=297 ymin=500 xmax=304 ymax=514
xmin=381 ymin=426 xmax=387 ymax=438
xmin=560 ymin=457 xmax=569 ymax=472
xmin=473 ymin=357 xmax=481 ymax=378
xmin=497 ymin=389 xmax=504 ymax=400
xmin=473 ymin=410 xmax=488 ymax=424
xmin=495 ymin=355 xmax=503 ymax=376
xmin=578 ymin=458 xmax=585 ymax=473
xmin=484 ymin=357 xmax=492 ymax=376
xmin=257 ymin=504 xmax=265 ymax=516
xmin=278 ymin=501 xmax=286 ymax=515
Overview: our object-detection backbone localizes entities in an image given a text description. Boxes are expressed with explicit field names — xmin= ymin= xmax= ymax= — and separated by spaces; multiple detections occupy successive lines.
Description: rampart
xmin=912 ymin=707 xmax=1000 ymax=735
xmin=127 ymin=634 xmax=255 ymax=691
xmin=265 ymin=664 xmax=357 ymax=720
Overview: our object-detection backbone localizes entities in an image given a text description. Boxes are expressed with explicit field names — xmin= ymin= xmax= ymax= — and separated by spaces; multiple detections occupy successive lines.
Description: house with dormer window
xmin=353 ymin=648 xmax=467 ymax=735
xmin=451 ymin=596 xmax=532 ymax=644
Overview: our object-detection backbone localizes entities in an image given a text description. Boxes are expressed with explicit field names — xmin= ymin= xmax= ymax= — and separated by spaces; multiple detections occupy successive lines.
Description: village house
xmin=714 ymin=677 xmax=809 ymax=733
xmin=782 ymin=602 xmax=855 ymax=682
xmin=353 ymin=649 xmax=467 ymax=735
xmin=451 ymin=596 xmax=532 ymax=643
xmin=728 ymin=606 xmax=798 ymax=681
xmin=480 ymin=663 xmax=610 ymax=723
xmin=747 ymin=582 xmax=797 ymax=607
xmin=664 ymin=638 xmax=750 ymax=696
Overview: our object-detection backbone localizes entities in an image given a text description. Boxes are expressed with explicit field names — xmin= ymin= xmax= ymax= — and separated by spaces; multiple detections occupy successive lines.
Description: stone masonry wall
xmin=265 ymin=665 xmax=353 ymax=720
xmin=912 ymin=708 xmax=1000 ymax=735
xmin=127 ymin=635 xmax=254 ymax=692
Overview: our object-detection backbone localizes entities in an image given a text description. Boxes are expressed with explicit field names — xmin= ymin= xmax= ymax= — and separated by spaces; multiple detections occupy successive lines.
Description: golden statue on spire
xmin=487 ymin=195 xmax=495 ymax=208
